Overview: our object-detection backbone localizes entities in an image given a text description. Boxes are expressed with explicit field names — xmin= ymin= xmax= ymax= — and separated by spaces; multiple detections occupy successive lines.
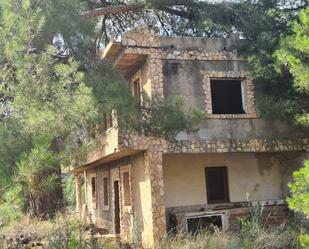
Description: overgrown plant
xmin=237 ymin=202 xmax=265 ymax=247
xmin=288 ymin=160 xmax=309 ymax=248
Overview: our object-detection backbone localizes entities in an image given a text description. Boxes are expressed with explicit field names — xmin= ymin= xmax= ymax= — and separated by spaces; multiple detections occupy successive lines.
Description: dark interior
xmin=205 ymin=167 xmax=229 ymax=203
xmin=91 ymin=177 xmax=96 ymax=197
xmin=210 ymin=79 xmax=245 ymax=114
xmin=103 ymin=177 xmax=108 ymax=206
xmin=113 ymin=180 xmax=120 ymax=234
xmin=187 ymin=215 xmax=223 ymax=234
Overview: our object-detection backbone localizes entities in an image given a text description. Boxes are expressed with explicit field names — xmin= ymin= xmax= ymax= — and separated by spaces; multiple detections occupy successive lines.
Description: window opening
xmin=210 ymin=79 xmax=245 ymax=114
xmin=103 ymin=177 xmax=109 ymax=207
xmin=91 ymin=177 xmax=96 ymax=197
xmin=132 ymin=79 xmax=141 ymax=104
xmin=91 ymin=176 xmax=96 ymax=208
xmin=187 ymin=215 xmax=223 ymax=234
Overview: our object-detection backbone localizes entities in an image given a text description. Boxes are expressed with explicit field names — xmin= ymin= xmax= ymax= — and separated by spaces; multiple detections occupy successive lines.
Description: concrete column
xmin=75 ymin=174 xmax=83 ymax=215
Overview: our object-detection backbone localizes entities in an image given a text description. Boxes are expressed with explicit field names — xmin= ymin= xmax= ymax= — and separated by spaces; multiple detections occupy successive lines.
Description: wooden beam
xmin=83 ymin=3 xmax=145 ymax=18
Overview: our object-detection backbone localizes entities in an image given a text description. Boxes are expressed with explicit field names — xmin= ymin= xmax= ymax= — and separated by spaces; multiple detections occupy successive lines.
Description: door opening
xmin=205 ymin=167 xmax=229 ymax=203
xmin=113 ymin=180 xmax=120 ymax=234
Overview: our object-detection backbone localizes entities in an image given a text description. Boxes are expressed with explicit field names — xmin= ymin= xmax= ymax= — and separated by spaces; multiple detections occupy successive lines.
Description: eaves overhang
xmin=72 ymin=148 xmax=144 ymax=174
xmin=101 ymin=41 xmax=147 ymax=78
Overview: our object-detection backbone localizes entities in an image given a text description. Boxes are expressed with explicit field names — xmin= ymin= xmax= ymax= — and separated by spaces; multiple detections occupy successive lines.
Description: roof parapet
xmin=101 ymin=25 xmax=240 ymax=77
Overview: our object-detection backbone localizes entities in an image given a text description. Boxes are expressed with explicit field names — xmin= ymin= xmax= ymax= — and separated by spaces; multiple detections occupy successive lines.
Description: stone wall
xmin=120 ymin=132 xmax=309 ymax=154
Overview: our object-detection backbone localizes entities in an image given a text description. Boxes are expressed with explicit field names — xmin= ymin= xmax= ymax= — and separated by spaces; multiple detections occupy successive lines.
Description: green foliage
xmin=288 ymin=160 xmax=309 ymax=217
xmin=0 ymin=0 xmax=205 ymax=220
xmin=237 ymin=204 xmax=264 ymax=244
xmin=0 ymin=186 xmax=24 ymax=227
xmin=299 ymin=234 xmax=309 ymax=249
xmin=276 ymin=7 xmax=309 ymax=126
xmin=63 ymin=174 xmax=76 ymax=207
xmin=0 ymin=119 xmax=30 ymax=189
xmin=17 ymin=135 xmax=58 ymax=197
xmin=0 ymin=0 xmax=100 ymax=217
xmin=120 ymin=94 xmax=205 ymax=140
xmin=288 ymin=160 xmax=309 ymax=249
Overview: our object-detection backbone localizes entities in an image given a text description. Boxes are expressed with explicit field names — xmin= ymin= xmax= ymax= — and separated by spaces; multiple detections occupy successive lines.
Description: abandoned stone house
xmin=73 ymin=25 xmax=309 ymax=248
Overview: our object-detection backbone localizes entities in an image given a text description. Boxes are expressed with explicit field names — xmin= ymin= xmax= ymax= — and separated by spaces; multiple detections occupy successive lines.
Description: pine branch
xmin=83 ymin=3 xmax=145 ymax=18
xmin=84 ymin=2 xmax=195 ymax=20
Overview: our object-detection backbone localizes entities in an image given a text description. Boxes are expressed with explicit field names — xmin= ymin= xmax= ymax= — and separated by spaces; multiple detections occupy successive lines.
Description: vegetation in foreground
xmin=0 ymin=209 xmax=307 ymax=249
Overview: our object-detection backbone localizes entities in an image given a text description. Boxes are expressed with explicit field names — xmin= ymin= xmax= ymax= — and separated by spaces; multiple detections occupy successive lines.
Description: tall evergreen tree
xmin=276 ymin=7 xmax=309 ymax=125
xmin=0 ymin=0 xmax=99 ymax=217
xmin=277 ymin=7 xmax=309 ymax=246
xmin=0 ymin=0 xmax=201 ymax=219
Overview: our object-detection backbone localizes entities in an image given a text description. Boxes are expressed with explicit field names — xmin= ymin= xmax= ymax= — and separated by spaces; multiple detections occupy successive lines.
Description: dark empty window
xmin=211 ymin=80 xmax=245 ymax=114
xmin=91 ymin=177 xmax=96 ymax=198
xmin=132 ymin=79 xmax=141 ymax=104
xmin=91 ymin=176 xmax=96 ymax=209
xmin=187 ymin=215 xmax=223 ymax=234
xmin=205 ymin=167 xmax=229 ymax=203
xmin=103 ymin=177 xmax=109 ymax=207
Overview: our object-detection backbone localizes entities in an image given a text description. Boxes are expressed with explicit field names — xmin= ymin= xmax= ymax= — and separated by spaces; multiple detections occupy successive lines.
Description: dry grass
xmin=0 ymin=213 xmax=304 ymax=249
xmin=158 ymin=229 xmax=300 ymax=249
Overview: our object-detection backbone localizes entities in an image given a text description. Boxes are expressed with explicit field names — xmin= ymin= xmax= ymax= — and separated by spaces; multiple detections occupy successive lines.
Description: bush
xmin=0 ymin=213 xmax=116 ymax=249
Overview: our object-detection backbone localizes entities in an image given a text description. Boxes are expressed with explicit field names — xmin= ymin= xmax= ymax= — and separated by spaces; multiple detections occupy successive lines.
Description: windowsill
xmin=207 ymin=113 xmax=259 ymax=119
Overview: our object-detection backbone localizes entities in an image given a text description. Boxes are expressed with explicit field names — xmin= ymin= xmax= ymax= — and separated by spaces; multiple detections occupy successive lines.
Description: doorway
xmin=113 ymin=180 xmax=121 ymax=234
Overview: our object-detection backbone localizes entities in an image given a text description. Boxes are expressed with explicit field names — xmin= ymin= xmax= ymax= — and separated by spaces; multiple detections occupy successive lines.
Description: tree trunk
xmin=29 ymin=164 xmax=63 ymax=219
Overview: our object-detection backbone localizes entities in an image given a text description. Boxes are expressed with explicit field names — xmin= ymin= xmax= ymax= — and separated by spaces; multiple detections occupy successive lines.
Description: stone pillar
xmin=147 ymin=149 xmax=166 ymax=247
xmin=75 ymin=174 xmax=83 ymax=215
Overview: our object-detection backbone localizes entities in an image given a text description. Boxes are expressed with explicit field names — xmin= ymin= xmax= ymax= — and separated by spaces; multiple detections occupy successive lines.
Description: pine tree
xmin=0 ymin=0 xmax=99 ymax=217
xmin=0 ymin=0 xmax=202 ymax=219
xmin=277 ymin=7 xmax=309 ymax=246
xmin=276 ymin=7 xmax=309 ymax=125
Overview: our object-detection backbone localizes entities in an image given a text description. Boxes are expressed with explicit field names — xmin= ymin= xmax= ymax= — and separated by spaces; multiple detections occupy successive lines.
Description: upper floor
xmin=102 ymin=25 xmax=308 ymax=141
xmin=73 ymin=25 xmax=309 ymax=171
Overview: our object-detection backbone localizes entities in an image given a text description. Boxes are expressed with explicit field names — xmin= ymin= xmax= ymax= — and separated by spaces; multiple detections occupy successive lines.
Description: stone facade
xmin=73 ymin=25 xmax=309 ymax=249
xmin=120 ymin=132 xmax=309 ymax=154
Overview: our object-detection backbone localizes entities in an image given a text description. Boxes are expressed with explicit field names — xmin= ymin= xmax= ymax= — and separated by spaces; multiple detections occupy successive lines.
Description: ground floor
xmin=74 ymin=149 xmax=306 ymax=248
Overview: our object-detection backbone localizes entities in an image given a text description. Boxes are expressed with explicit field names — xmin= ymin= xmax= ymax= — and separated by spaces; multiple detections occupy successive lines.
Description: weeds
xmin=0 ymin=209 xmax=306 ymax=249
